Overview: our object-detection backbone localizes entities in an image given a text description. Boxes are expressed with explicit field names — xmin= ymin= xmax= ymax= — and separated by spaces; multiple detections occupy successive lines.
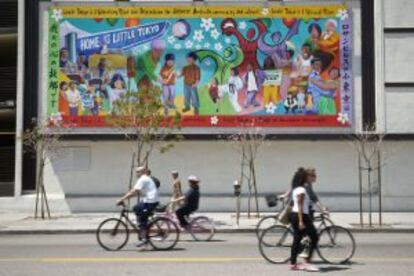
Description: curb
xmin=1 ymin=228 xmax=414 ymax=235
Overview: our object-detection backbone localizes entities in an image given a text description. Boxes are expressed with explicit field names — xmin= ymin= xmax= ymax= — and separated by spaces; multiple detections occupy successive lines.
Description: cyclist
xmin=171 ymin=175 xmax=200 ymax=229
xmin=289 ymin=167 xmax=319 ymax=272
xmin=305 ymin=167 xmax=328 ymax=220
xmin=116 ymin=166 xmax=159 ymax=242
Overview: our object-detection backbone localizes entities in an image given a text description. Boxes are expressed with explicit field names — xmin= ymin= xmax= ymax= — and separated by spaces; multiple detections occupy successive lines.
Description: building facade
xmin=1 ymin=0 xmax=414 ymax=213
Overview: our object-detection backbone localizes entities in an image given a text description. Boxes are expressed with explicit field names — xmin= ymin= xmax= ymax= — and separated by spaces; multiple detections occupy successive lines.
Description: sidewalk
xmin=1 ymin=212 xmax=414 ymax=234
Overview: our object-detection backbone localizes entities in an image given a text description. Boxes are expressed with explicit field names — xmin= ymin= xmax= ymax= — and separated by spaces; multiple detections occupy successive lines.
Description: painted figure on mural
xmin=135 ymin=39 xmax=166 ymax=89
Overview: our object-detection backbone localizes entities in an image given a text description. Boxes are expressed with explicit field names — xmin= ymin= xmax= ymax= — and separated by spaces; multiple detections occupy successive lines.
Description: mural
xmin=46 ymin=5 xmax=353 ymax=129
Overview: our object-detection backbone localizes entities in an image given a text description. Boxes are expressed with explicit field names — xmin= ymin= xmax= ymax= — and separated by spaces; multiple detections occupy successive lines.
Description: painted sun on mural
xmin=46 ymin=5 xmax=353 ymax=129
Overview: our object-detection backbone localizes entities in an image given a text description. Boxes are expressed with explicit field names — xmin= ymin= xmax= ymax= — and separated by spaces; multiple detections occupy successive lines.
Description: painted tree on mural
xmin=22 ymin=115 xmax=69 ymax=219
xmin=229 ymin=125 xmax=267 ymax=218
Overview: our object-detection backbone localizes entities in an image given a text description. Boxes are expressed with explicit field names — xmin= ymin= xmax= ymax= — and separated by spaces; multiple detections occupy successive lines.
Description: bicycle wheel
xmin=147 ymin=217 xmax=179 ymax=250
xmin=255 ymin=216 xmax=279 ymax=240
xmin=317 ymin=225 xmax=356 ymax=264
xmin=96 ymin=218 xmax=129 ymax=251
xmin=189 ymin=216 xmax=215 ymax=241
xmin=259 ymin=225 xmax=293 ymax=264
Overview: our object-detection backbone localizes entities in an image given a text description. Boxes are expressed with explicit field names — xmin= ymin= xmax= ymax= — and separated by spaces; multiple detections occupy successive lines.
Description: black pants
xmin=290 ymin=212 xmax=319 ymax=265
xmin=175 ymin=206 xmax=194 ymax=227
xmin=133 ymin=202 xmax=158 ymax=229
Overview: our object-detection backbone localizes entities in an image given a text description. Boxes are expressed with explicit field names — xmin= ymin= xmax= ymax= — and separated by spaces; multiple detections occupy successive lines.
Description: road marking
xmin=0 ymin=256 xmax=414 ymax=263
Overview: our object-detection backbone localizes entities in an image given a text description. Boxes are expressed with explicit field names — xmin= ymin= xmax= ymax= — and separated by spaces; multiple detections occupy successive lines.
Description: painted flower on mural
xmin=239 ymin=21 xmax=247 ymax=30
xmin=337 ymin=112 xmax=350 ymax=124
xmin=49 ymin=112 xmax=63 ymax=127
xmin=210 ymin=29 xmax=220 ymax=40
xmin=204 ymin=59 xmax=212 ymax=66
xmin=185 ymin=40 xmax=193 ymax=49
xmin=210 ymin=116 xmax=219 ymax=126
xmin=193 ymin=30 xmax=205 ymax=42
xmin=195 ymin=44 xmax=202 ymax=50
xmin=214 ymin=42 xmax=223 ymax=51
xmin=203 ymin=42 xmax=210 ymax=49
xmin=261 ymin=8 xmax=269 ymax=16
xmin=174 ymin=43 xmax=182 ymax=50
xmin=265 ymin=102 xmax=276 ymax=114
xmin=336 ymin=9 xmax=349 ymax=21
xmin=200 ymin=18 xmax=215 ymax=32
xmin=167 ymin=35 xmax=176 ymax=44
xmin=225 ymin=37 xmax=232 ymax=44
xmin=52 ymin=9 xmax=63 ymax=22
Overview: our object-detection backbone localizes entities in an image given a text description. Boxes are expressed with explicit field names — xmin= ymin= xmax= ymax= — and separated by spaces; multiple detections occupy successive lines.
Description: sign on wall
xmin=46 ymin=5 xmax=353 ymax=129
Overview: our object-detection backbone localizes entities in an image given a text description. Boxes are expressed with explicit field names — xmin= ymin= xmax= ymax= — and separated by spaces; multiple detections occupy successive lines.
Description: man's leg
xmin=183 ymin=85 xmax=191 ymax=111
xmin=191 ymin=87 xmax=200 ymax=115
xmin=176 ymin=207 xmax=190 ymax=228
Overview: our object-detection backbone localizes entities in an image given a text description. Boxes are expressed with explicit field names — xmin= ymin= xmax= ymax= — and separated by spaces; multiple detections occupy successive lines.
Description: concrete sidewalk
xmin=1 ymin=212 xmax=414 ymax=234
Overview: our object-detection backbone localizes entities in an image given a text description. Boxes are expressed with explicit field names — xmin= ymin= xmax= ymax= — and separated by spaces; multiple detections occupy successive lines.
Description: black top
xmin=184 ymin=187 xmax=200 ymax=212
xmin=305 ymin=184 xmax=319 ymax=203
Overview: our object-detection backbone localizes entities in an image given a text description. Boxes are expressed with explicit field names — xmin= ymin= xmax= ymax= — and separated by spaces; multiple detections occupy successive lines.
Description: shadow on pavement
xmin=318 ymin=266 xmax=351 ymax=273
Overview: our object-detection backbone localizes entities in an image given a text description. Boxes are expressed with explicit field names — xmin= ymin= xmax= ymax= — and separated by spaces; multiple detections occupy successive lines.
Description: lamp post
xmin=233 ymin=180 xmax=241 ymax=227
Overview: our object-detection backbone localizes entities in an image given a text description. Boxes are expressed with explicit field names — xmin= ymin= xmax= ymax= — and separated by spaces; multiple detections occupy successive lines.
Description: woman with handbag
xmin=289 ymin=168 xmax=319 ymax=272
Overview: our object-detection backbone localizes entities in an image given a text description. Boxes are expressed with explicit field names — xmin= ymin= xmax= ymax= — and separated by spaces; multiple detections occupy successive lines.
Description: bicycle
xmin=256 ymin=196 xmax=335 ymax=240
xmin=96 ymin=203 xmax=180 ymax=251
xmin=158 ymin=202 xmax=216 ymax=241
xmin=258 ymin=213 xmax=356 ymax=264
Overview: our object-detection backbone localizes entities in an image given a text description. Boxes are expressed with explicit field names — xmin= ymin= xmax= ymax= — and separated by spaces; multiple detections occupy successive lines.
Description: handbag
xmin=278 ymin=199 xmax=292 ymax=225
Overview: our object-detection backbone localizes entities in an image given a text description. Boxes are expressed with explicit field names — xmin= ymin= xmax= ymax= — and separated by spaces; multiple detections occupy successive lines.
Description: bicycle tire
xmin=255 ymin=215 xmax=279 ymax=240
xmin=258 ymin=225 xmax=293 ymax=264
xmin=147 ymin=217 xmax=179 ymax=251
xmin=317 ymin=225 xmax=356 ymax=264
xmin=96 ymin=218 xmax=129 ymax=251
xmin=189 ymin=216 xmax=215 ymax=241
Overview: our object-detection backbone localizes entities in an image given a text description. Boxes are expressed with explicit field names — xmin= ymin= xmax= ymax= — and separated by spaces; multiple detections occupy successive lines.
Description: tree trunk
xmin=251 ymin=159 xmax=260 ymax=218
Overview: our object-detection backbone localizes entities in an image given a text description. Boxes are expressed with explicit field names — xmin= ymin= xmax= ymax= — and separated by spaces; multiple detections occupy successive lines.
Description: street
xmin=0 ymin=233 xmax=413 ymax=275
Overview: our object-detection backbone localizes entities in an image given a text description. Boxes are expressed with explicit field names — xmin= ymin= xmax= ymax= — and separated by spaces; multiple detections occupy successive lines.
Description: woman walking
xmin=289 ymin=167 xmax=319 ymax=272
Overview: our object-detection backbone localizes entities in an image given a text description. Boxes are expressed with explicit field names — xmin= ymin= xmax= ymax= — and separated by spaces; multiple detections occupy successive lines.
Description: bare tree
xmin=109 ymin=86 xmax=182 ymax=193
xmin=229 ymin=124 xmax=267 ymax=218
xmin=348 ymin=123 xmax=392 ymax=227
xmin=22 ymin=115 xmax=69 ymax=219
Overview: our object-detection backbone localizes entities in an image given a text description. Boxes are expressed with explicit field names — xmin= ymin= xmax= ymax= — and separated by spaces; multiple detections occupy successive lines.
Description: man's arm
xmin=116 ymin=188 xmax=139 ymax=205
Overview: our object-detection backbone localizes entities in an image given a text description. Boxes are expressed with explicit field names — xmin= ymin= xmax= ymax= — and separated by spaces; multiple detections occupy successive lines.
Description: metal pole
xmin=378 ymin=150 xmax=382 ymax=226
xmin=358 ymin=154 xmax=363 ymax=227
xmin=236 ymin=194 xmax=241 ymax=227
xmin=368 ymin=165 xmax=372 ymax=227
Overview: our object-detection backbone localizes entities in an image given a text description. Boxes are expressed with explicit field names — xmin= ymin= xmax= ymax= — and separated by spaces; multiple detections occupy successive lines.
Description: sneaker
xmin=300 ymin=262 xmax=320 ymax=272
xmin=135 ymin=240 xmax=148 ymax=248
xmin=288 ymin=264 xmax=300 ymax=271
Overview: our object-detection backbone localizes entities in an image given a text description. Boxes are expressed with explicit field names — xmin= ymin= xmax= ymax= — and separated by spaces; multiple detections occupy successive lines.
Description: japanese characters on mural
xmin=47 ymin=5 xmax=353 ymax=129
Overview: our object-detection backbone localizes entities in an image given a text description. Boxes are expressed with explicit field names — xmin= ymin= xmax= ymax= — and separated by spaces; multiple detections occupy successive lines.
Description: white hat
xmin=171 ymin=170 xmax=179 ymax=175
xmin=188 ymin=175 xmax=200 ymax=182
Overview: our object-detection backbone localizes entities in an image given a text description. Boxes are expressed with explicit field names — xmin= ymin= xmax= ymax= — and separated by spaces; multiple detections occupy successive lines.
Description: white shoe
xmin=300 ymin=262 xmax=320 ymax=272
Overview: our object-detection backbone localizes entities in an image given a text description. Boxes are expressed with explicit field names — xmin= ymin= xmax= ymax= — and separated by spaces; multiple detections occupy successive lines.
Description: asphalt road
xmin=0 ymin=233 xmax=413 ymax=275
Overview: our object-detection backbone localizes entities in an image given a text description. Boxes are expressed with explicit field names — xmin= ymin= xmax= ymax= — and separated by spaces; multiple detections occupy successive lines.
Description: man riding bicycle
xmin=116 ymin=166 xmax=159 ymax=242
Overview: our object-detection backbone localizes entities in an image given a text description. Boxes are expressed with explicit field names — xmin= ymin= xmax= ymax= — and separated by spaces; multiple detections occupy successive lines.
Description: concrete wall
xmin=41 ymin=139 xmax=414 ymax=212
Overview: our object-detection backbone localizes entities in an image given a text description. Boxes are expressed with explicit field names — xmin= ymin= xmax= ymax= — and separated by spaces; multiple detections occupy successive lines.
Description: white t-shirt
xmin=133 ymin=175 xmax=159 ymax=204
xmin=291 ymin=187 xmax=310 ymax=214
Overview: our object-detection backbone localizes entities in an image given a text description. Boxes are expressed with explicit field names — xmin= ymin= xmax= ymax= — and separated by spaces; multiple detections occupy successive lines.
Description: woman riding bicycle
xmin=289 ymin=167 xmax=319 ymax=272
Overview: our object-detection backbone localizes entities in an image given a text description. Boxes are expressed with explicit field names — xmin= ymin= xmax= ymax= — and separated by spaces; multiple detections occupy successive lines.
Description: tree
xmin=109 ymin=86 xmax=182 ymax=192
xmin=22 ymin=115 xmax=69 ymax=219
xmin=348 ymin=123 xmax=392 ymax=227
xmin=228 ymin=124 xmax=267 ymax=218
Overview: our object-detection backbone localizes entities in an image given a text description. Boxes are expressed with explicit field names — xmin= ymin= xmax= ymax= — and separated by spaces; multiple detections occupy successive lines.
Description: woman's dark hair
xmin=263 ymin=56 xmax=275 ymax=70
xmin=291 ymin=167 xmax=307 ymax=189
xmin=110 ymin=73 xmax=126 ymax=89
xmin=308 ymin=23 xmax=322 ymax=37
